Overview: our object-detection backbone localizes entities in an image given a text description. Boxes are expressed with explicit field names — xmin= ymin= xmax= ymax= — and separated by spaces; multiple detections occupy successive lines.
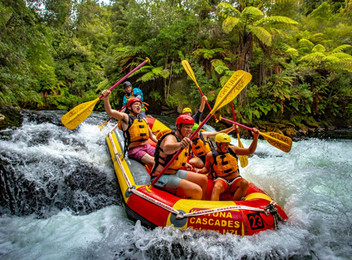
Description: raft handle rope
xmin=108 ymin=129 xmax=285 ymax=227
xmin=264 ymin=201 xmax=286 ymax=230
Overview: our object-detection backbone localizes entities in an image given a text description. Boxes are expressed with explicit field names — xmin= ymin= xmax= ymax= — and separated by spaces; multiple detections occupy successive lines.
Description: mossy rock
xmin=284 ymin=127 xmax=298 ymax=137
xmin=0 ymin=106 xmax=23 ymax=130
xmin=303 ymin=116 xmax=320 ymax=128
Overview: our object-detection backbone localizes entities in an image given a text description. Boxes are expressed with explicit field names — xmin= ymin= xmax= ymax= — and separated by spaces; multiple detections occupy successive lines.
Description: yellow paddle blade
xmin=260 ymin=132 xmax=292 ymax=153
xmin=237 ymin=132 xmax=248 ymax=168
xmin=61 ymin=98 xmax=100 ymax=130
xmin=182 ymin=60 xmax=198 ymax=83
xmin=212 ymin=70 xmax=252 ymax=114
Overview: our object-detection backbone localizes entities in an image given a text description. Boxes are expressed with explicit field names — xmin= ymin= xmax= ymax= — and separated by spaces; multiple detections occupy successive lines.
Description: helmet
xmin=126 ymin=98 xmax=142 ymax=107
xmin=192 ymin=123 xmax=199 ymax=132
xmin=215 ymin=133 xmax=231 ymax=144
xmin=176 ymin=115 xmax=194 ymax=126
xmin=182 ymin=107 xmax=192 ymax=114
xmin=123 ymin=81 xmax=132 ymax=88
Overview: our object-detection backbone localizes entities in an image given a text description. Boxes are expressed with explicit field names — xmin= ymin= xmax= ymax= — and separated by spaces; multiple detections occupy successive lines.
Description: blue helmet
xmin=123 ymin=81 xmax=132 ymax=88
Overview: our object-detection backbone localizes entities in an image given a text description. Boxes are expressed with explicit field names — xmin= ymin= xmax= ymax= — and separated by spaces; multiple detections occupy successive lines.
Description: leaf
xmin=331 ymin=45 xmax=352 ymax=54
xmin=312 ymin=44 xmax=326 ymax=53
xmin=222 ymin=16 xmax=240 ymax=34
xmin=248 ymin=25 xmax=272 ymax=46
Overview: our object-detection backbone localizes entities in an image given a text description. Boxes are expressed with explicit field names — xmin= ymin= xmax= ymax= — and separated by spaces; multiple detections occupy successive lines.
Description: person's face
xmin=218 ymin=143 xmax=229 ymax=153
xmin=130 ymin=101 xmax=142 ymax=114
xmin=180 ymin=124 xmax=193 ymax=138
xmin=183 ymin=112 xmax=192 ymax=117
xmin=125 ymin=86 xmax=132 ymax=94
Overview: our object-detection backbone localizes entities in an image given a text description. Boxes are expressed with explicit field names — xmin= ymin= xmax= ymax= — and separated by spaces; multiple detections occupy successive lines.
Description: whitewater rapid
xmin=0 ymin=110 xmax=351 ymax=259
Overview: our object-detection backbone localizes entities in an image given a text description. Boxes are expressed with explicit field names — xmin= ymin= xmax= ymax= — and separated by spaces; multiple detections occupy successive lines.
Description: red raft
xmin=105 ymin=116 xmax=288 ymax=235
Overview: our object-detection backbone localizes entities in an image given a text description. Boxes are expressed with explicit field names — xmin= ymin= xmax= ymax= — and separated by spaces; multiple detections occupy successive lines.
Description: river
xmin=0 ymin=110 xmax=351 ymax=259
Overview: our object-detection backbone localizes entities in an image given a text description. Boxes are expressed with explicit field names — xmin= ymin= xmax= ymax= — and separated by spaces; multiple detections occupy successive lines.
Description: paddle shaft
xmin=151 ymin=70 xmax=251 ymax=186
xmin=98 ymin=58 xmax=149 ymax=99
xmin=230 ymin=102 xmax=239 ymax=134
xmin=221 ymin=117 xmax=255 ymax=132
xmin=151 ymin=113 xmax=212 ymax=186
xmin=100 ymin=104 xmax=128 ymax=126
xmin=182 ymin=60 xmax=217 ymax=120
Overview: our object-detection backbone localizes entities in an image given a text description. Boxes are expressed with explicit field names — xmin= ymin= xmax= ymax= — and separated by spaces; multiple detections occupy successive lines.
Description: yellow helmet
xmin=182 ymin=107 xmax=192 ymax=114
xmin=215 ymin=133 xmax=231 ymax=144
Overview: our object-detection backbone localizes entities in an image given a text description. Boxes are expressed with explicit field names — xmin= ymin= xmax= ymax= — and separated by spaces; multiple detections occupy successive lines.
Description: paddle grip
xmin=98 ymin=59 xmax=149 ymax=99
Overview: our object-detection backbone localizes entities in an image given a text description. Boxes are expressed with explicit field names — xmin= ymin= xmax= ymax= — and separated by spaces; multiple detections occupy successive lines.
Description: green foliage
xmin=0 ymin=0 xmax=351 ymax=130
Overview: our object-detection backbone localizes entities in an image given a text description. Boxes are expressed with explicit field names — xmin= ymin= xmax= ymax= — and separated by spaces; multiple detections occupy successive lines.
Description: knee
xmin=239 ymin=179 xmax=249 ymax=191
xmin=193 ymin=185 xmax=203 ymax=200
xmin=213 ymin=182 xmax=223 ymax=193
xmin=200 ymin=175 xmax=208 ymax=187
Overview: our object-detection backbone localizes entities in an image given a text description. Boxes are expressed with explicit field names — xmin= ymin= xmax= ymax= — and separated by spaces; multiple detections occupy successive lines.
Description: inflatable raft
xmin=105 ymin=116 xmax=288 ymax=235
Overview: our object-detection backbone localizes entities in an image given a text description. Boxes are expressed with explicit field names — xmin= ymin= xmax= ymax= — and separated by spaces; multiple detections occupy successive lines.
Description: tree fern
xmin=222 ymin=16 xmax=240 ymax=33
xmin=254 ymin=16 xmax=298 ymax=26
xmin=241 ymin=7 xmax=264 ymax=22
xmin=248 ymin=25 xmax=272 ymax=46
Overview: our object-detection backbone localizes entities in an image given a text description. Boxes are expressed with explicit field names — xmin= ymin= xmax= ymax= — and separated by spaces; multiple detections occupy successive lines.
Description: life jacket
xmin=151 ymin=132 xmax=189 ymax=175
xmin=191 ymin=132 xmax=211 ymax=158
xmin=211 ymin=148 xmax=239 ymax=178
xmin=123 ymin=115 xmax=149 ymax=151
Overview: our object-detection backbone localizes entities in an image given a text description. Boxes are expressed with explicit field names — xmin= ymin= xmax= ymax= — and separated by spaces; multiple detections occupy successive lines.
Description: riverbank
xmin=1 ymin=107 xmax=351 ymax=139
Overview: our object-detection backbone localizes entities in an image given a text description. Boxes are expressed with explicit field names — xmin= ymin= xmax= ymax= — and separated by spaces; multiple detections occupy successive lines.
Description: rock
xmin=0 ymin=106 xmax=23 ymax=130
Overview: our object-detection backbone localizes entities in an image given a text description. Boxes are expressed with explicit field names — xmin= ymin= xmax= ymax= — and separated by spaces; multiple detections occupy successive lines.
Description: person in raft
xmin=197 ymin=131 xmax=259 ymax=201
xmin=189 ymin=123 xmax=237 ymax=169
xmin=151 ymin=115 xmax=208 ymax=200
xmin=122 ymin=81 xmax=146 ymax=118
xmin=182 ymin=95 xmax=207 ymax=124
xmin=102 ymin=89 xmax=157 ymax=166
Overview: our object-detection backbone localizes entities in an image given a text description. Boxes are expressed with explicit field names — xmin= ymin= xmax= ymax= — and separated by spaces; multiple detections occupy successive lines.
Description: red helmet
xmin=126 ymin=98 xmax=142 ymax=107
xmin=176 ymin=115 xmax=194 ymax=126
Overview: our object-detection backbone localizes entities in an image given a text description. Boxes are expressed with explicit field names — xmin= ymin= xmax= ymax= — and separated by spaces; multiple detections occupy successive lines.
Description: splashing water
xmin=0 ymin=110 xmax=351 ymax=259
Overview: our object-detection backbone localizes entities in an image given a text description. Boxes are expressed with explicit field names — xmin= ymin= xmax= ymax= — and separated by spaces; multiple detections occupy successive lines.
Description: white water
xmin=1 ymin=110 xmax=351 ymax=259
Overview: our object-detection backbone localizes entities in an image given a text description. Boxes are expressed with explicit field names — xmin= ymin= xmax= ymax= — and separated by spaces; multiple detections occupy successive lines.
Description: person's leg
xmin=184 ymin=171 xmax=208 ymax=199
xmin=140 ymin=153 xmax=154 ymax=166
xmin=140 ymin=143 xmax=155 ymax=166
xmin=188 ymin=157 xmax=204 ymax=168
xmin=211 ymin=179 xmax=226 ymax=201
xmin=128 ymin=145 xmax=155 ymax=166
xmin=176 ymin=179 xmax=203 ymax=200
xmin=233 ymin=179 xmax=249 ymax=201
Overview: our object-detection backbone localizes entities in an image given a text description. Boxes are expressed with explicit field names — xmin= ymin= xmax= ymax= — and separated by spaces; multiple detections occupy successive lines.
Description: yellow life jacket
xmin=123 ymin=115 xmax=149 ymax=147
xmin=191 ymin=132 xmax=211 ymax=158
xmin=152 ymin=132 xmax=189 ymax=175
xmin=211 ymin=149 xmax=239 ymax=178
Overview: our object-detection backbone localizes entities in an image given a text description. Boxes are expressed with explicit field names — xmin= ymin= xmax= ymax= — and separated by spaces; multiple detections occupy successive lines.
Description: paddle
xmin=151 ymin=70 xmax=252 ymax=187
xmin=219 ymin=116 xmax=292 ymax=153
xmin=61 ymin=57 xmax=151 ymax=130
xmin=98 ymin=104 xmax=128 ymax=131
xmin=181 ymin=60 xmax=218 ymax=121
xmin=230 ymin=102 xmax=248 ymax=168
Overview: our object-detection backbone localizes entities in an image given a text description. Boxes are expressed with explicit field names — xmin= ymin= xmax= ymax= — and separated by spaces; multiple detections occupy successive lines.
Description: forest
xmin=1 ymin=0 xmax=352 ymax=136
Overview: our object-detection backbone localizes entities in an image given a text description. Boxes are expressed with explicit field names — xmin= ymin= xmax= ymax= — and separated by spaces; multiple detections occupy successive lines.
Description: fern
xmin=248 ymin=25 xmax=272 ymax=46
xmin=312 ymin=44 xmax=326 ymax=53
xmin=286 ymin=47 xmax=299 ymax=57
xmin=217 ymin=3 xmax=240 ymax=17
xmin=241 ymin=7 xmax=264 ymax=22
xmin=222 ymin=16 xmax=240 ymax=33
xmin=255 ymin=16 xmax=298 ymax=26
xmin=299 ymin=52 xmax=325 ymax=63
xmin=331 ymin=44 xmax=352 ymax=54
